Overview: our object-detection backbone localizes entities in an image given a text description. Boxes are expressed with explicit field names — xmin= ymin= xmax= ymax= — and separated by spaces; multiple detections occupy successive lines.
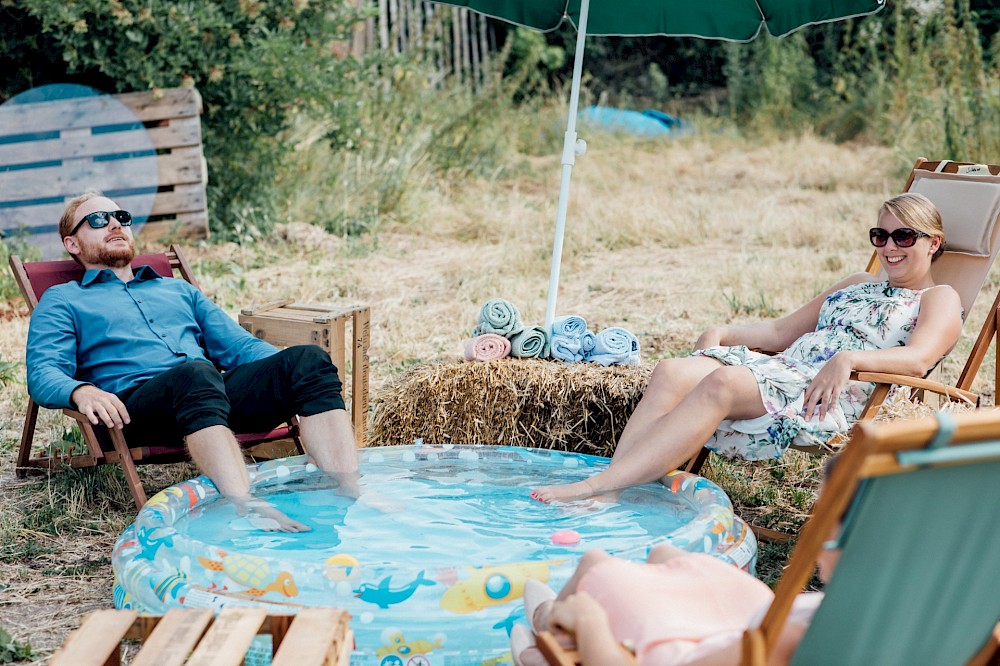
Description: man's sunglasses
xmin=69 ymin=210 xmax=133 ymax=236
xmin=868 ymin=227 xmax=930 ymax=248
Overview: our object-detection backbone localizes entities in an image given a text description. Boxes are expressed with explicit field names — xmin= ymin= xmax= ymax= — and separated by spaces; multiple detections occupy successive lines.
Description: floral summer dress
xmin=694 ymin=280 xmax=932 ymax=460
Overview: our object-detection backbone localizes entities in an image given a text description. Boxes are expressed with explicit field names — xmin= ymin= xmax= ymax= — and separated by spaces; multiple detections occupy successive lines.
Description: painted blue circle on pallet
xmin=0 ymin=84 xmax=158 ymax=258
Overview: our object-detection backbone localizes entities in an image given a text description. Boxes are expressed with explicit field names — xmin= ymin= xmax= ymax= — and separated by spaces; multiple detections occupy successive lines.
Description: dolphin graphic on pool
xmin=355 ymin=570 xmax=435 ymax=608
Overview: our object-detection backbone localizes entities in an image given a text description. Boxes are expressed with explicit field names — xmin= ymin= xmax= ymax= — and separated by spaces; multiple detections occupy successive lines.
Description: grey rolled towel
xmin=475 ymin=298 xmax=523 ymax=336
xmin=508 ymin=326 xmax=550 ymax=358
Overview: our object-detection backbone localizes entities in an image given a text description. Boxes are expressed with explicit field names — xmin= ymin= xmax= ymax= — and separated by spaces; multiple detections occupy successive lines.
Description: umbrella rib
xmin=767 ymin=4 xmax=887 ymax=39
xmin=426 ymin=1 xmax=567 ymax=33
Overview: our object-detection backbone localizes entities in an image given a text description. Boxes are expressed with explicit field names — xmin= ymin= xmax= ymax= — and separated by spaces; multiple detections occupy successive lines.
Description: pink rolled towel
xmin=464 ymin=334 xmax=511 ymax=362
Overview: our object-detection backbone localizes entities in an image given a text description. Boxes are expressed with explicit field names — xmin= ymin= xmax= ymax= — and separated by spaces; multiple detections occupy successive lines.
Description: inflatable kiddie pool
xmin=113 ymin=445 xmax=756 ymax=665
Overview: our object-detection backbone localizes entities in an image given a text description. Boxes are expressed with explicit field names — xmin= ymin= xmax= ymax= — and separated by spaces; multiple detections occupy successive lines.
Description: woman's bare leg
xmin=612 ymin=356 xmax=724 ymax=462
xmin=532 ymin=366 xmax=765 ymax=503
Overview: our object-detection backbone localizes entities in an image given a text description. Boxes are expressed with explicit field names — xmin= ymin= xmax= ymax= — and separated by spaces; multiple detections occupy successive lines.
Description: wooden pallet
xmin=0 ymin=86 xmax=209 ymax=252
xmin=50 ymin=607 xmax=353 ymax=666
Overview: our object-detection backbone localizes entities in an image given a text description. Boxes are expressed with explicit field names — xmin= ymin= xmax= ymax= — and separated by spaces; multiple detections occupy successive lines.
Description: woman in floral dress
xmin=533 ymin=193 xmax=964 ymax=503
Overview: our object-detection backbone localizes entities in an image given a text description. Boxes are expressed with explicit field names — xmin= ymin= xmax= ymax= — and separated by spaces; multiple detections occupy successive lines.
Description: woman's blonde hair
xmin=880 ymin=192 xmax=946 ymax=260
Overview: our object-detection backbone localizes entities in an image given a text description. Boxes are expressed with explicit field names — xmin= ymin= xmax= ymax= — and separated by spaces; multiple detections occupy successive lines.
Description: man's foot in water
xmin=233 ymin=496 xmax=311 ymax=533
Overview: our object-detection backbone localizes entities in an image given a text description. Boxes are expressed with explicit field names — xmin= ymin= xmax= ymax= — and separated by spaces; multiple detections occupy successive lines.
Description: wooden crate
xmin=50 ymin=607 xmax=353 ymax=666
xmin=239 ymin=301 xmax=371 ymax=447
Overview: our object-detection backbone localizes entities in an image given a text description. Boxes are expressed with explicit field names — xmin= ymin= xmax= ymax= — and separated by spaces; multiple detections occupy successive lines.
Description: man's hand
xmin=71 ymin=384 xmax=131 ymax=429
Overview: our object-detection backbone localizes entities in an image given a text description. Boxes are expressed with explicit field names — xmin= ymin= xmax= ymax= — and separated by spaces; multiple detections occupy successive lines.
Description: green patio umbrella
xmin=434 ymin=0 xmax=887 ymax=328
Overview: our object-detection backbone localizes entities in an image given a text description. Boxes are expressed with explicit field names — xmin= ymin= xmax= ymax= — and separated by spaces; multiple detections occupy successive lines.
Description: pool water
xmin=113 ymin=445 xmax=756 ymax=665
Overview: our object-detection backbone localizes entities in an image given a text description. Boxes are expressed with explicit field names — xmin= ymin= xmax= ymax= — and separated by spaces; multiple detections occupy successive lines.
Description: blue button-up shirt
xmin=27 ymin=265 xmax=278 ymax=409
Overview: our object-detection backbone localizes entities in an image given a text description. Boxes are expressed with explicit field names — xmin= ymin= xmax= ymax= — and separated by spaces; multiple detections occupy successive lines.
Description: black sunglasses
xmin=69 ymin=210 xmax=133 ymax=236
xmin=869 ymin=227 xmax=930 ymax=248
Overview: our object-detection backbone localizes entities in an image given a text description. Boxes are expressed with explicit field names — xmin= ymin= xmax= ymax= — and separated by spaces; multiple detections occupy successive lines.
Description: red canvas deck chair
xmin=11 ymin=245 xmax=302 ymax=509
xmin=686 ymin=158 xmax=1000 ymax=477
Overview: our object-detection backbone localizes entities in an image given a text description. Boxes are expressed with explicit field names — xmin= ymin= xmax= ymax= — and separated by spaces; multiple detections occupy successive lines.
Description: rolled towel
xmin=508 ymin=325 xmax=550 ymax=359
xmin=550 ymin=315 xmax=588 ymax=339
xmin=475 ymin=298 xmax=523 ymax=336
xmin=550 ymin=334 xmax=586 ymax=362
xmin=587 ymin=326 xmax=640 ymax=366
xmin=464 ymin=334 xmax=511 ymax=362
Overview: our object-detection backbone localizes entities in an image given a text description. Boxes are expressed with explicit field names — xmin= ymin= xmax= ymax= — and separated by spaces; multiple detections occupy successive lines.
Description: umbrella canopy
xmin=439 ymin=1 xmax=886 ymax=39
xmin=433 ymin=0 xmax=887 ymax=327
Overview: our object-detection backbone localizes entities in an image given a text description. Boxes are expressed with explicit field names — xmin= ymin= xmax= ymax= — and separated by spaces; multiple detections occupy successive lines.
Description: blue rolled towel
xmin=587 ymin=327 xmax=641 ymax=366
xmin=551 ymin=315 xmax=588 ymax=339
xmin=508 ymin=325 xmax=550 ymax=359
xmin=475 ymin=298 xmax=523 ymax=336
xmin=550 ymin=334 xmax=585 ymax=362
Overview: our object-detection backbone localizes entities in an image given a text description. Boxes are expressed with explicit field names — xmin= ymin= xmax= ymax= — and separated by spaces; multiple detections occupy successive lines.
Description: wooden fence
xmin=349 ymin=0 xmax=498 ymax=88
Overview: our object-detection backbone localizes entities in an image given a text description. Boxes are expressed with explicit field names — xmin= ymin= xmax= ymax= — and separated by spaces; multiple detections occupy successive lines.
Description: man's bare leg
xmin=298 ymin=408 xmax=360 ymax=496
xmin=298 ymin=408 xmax=358 ymax=471
xmin=186 ymin=425 xmax=309 ymax=532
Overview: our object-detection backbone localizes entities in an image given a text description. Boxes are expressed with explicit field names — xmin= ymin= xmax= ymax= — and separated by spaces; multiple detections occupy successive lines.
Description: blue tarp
xmin=578 ymin=106 xmax=693 ymax=138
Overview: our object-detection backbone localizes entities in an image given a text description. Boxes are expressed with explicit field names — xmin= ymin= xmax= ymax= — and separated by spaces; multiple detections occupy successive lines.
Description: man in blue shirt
xmin=27 ymin=192 xmax=358 ymax=531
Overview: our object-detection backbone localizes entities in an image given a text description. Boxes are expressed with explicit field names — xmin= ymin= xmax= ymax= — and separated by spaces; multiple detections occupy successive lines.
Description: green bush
xmin=272 ymin=50 xmax=548 ymax=237
xmin=0 ymin=627 xmax=32 ymax=664
xmin=724 ymin=33 xmax=820 ymax=133
xmin=0 ymin=0 xmax=367 ymax=236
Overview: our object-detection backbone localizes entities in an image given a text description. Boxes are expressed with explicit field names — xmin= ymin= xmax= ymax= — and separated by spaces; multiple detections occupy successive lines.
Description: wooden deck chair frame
xmin=11 ymin=245 xmax=303 ymax=509
xmin=685 ymin=158 xmax=1000 ymax=485
xmin=537 ymin=409 xmax=1000 ymax=666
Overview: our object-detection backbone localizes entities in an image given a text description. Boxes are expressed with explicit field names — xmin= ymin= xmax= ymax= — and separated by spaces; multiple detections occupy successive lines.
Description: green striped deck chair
xmin=746 ymin=410 xmax=1000 ymax=665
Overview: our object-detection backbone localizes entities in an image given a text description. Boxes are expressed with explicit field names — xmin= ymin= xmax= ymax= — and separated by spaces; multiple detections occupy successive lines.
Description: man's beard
xmin=78 ymin=236 xmax=136 ymax=268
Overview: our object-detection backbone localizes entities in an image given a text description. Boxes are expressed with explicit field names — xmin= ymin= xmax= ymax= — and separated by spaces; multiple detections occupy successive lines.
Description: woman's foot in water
xmin=530 ymin=478 xmax=600 ymax=504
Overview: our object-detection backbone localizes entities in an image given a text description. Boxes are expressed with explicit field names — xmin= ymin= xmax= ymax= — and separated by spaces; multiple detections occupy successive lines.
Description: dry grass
xmin=1 ymin=130 xmax=996 ymax=660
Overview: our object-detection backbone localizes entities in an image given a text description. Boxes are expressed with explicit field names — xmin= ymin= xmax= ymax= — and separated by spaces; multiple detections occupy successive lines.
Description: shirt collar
xmin=80 ymin=264 xmax=164 ymax=287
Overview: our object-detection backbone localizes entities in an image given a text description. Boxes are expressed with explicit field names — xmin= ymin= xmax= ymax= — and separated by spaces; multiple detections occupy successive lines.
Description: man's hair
xmin=60 ymin=191 xmax=105 ymax=266
xmin=59 ymin=191 xmax=105 ymax=240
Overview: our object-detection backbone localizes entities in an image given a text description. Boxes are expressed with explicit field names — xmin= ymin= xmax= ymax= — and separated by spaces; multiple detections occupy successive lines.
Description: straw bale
xmin=370 ymin=359 xmax=653 ymax=456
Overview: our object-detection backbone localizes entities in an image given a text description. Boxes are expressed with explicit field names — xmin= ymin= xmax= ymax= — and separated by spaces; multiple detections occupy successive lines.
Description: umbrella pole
xmin=544 ymin=0 xmax=590 ymax=331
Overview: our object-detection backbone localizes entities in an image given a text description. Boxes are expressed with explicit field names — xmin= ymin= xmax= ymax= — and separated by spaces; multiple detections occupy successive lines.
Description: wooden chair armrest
xmin=535 ymin=630 xmax=637 ymax=666
xmin=851 ymin=371 xmax=979 ymax=405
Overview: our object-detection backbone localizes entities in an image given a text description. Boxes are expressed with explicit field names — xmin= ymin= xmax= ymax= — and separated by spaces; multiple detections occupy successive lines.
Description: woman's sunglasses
xmin=69 ymin=210 xmax=133 ymax=236
xmin=869 ymin=227 xmax=930 ymax=248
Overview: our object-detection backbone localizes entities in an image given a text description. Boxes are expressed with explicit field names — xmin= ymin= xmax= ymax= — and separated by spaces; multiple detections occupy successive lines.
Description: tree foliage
xmin=0 ymin=0 xmax=366 ymax=234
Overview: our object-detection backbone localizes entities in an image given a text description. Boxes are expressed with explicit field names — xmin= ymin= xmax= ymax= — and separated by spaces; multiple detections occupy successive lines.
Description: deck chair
xmin=537 ymin=409 xmax=1000 ymax=666
xmin=10 ymin=245 xmax=302 ymax=509
xmin=686 ymin=158 xmax=1000 ymax=480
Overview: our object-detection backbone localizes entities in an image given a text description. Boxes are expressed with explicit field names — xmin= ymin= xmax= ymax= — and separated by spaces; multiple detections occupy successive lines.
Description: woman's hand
xmin=549 ymin=593 xmax=608 ymax=633
xmin=549 ymin=593 xmax=625 ymax=665
xmin=695 ymin=326 xmax=727 ymax=351
xmin=802 ymin=352 xmax=854 ymax=421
